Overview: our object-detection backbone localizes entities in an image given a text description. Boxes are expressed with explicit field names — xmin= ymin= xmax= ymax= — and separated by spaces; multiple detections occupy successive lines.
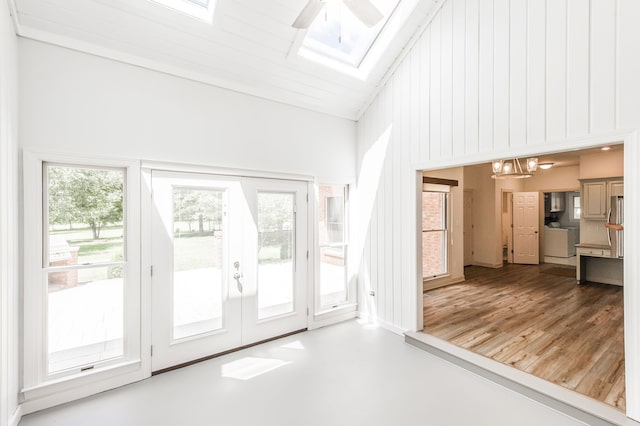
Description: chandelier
xmin=491 ymin=157 xmax=538 ymax=179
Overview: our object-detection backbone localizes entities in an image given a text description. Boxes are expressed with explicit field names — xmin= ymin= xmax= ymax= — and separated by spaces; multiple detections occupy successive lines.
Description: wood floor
xmin=422 ymin=264 xmax=625 ymax=411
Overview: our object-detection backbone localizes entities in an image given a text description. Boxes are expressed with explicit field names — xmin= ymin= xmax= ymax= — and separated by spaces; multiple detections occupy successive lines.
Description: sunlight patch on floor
xmin=221 ymin=357 xmax=289 ymax=380
xmin=280 ymin=340 xmax=304 ymax=350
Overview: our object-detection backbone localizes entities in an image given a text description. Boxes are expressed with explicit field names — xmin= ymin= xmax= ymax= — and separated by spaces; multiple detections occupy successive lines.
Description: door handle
xmin=233 ymin=261 xmax=243 ymax=293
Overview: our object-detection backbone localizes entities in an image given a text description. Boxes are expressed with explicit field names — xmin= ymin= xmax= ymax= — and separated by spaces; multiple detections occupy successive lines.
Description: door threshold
xmin=405 ymin=331 xmax=635 ymax=426
xmin=152 ymin=328 xmax=307 ymax=376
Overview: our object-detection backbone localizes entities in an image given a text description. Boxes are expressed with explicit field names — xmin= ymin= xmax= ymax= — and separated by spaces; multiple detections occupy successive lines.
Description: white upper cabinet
xmin=581 ymin=178 xmax=623 ymax=220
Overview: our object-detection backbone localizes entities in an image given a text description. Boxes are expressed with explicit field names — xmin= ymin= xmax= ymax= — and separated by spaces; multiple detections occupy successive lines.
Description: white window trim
xmin=22 ymin=151 xmax=146 ymax=414
xmin=310 ymin=182 xmax=357 ymax=327
xmin=422 ymin=186 xmax=451 ymax=282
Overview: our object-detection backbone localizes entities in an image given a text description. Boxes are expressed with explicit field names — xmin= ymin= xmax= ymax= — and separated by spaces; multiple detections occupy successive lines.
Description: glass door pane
xmin=151 ymin=171 xmax=241 ymax=372
xmin=257 ymin=192 xmax=295 ymax=319
xmin=172 ymin=187 xmax=224 ymax=340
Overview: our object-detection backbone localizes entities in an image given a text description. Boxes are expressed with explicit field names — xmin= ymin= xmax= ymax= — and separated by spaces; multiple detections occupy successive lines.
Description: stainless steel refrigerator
xmin=608 ymin=195 xmax=624 ymax=258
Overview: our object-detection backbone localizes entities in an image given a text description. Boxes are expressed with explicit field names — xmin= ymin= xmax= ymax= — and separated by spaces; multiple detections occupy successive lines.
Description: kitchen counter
xmin=575 ymin=243 xmax=610 ymax=249
xmin=575 ymin=243 xmax=623 ymax=286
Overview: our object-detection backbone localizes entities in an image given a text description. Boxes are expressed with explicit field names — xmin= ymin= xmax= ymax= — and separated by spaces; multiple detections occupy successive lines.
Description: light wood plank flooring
xmin=422 ymin=264 xmax=625 ymax=411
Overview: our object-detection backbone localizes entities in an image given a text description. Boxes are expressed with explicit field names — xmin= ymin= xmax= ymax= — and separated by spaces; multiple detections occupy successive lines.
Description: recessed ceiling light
xmin=539 ymin=163 xmax=554 ymax=170
xmin=601 ymin=146 xmax=611 ymax=151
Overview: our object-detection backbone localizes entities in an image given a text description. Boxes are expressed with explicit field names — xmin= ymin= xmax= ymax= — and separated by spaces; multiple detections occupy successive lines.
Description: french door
xmin=150 ymin=171 xmax=308 ymax=371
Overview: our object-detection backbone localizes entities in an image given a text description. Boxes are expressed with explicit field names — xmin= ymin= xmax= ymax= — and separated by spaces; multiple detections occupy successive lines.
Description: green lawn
xmin=51 ymin=225 xmax=124 ymax=282
xmin=51 ymin=225 xmax=287 ymax=282
xmin=51 ymin=225 xmax=124 ymax=264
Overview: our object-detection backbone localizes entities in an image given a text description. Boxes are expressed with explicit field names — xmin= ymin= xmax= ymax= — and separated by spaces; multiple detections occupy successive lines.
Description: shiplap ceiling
xmin=10 ymin=0 xmax=440 ymax=120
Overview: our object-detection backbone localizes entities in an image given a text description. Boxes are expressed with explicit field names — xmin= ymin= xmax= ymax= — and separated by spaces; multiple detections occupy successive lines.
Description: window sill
xmin=22 ymin=359 xmax=143 ymax=403
xmin=423 ymin=273 xmax=451 ymax=283
xmin=311 ymin=303 xmax=358 ymax=329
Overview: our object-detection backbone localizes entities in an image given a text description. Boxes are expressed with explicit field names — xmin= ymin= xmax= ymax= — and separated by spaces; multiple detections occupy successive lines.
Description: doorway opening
xmin=419 ymin=144 xmax=626 ymax=410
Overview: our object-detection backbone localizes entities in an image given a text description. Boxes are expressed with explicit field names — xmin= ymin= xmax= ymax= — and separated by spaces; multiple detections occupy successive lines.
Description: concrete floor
xmin=20 ymin=320 xmax=590 ymax=426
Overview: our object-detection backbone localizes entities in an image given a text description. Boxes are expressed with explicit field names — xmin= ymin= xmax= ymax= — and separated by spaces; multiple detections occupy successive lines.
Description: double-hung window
xmin=23 ymin=154 xmax=141 ymax=403
xmin=422 ymin=184 xmax=450 ymax=280
xmin=317 ymin=184 xmax=349 ymax=309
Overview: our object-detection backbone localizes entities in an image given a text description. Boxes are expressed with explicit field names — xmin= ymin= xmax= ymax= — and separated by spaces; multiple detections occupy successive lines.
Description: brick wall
xmin=422 ymin=192 xmax=446 ymax=278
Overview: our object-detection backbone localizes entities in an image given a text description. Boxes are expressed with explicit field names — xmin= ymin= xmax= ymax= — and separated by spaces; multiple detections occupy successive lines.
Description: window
xmin=326 ymin=195 xmax=344 ymax=244
xmin=45 ymin=164 xmax=126 ymax=374
xmin=150 ymin=0 xmax=216 ymax=22
xmin=573 ymin=195 xmax=581 ymax=220
xmin=299 ymin=0 xmax=400 ymax=68
xmin=186 ymin=0 xmax=208 ymax=7
xmin=23 ymin=154 xmax=141 ymax=401
xmin=318 ymin=184 xmax=348 ymax=308
xmin=422 ymin=186 xmax=449 ymax=280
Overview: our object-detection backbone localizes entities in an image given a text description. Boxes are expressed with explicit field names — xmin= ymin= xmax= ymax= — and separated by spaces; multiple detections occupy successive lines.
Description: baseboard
xmin=470 ymin=261 xmax=503 ymax=269
xmin=309 ymin=307 xmax=357 ymax=330
xmin=9 ymin=405 xmax=22 ymax=426
xmin=356 ymin=312 xmax=406 ymax=336
xmin=423 ymin=275 xmax=464 ymax=292
xmin=405 ymin=331 xmax=635 ymax=426
xmin=544 ymin=256 xmax=577 ymax=266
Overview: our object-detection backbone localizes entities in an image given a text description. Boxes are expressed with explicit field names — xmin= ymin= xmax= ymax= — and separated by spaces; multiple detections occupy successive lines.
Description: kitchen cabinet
xmin=609 ymin=180 xmax=624 ymax=197
xmin=582 ymin=181 xmax=607 ymax=219
xmin=580 ymin=178 xmax=623 ymax=220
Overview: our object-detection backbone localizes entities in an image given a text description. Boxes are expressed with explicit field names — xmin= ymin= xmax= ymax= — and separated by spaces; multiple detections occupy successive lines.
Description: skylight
xmin=300 ymin=0 xmax=400 ymax=68
xmin=187 ymin=0 xmax=209 ymax=7
xmin=150 ymin=0 xmax=215 ymax=23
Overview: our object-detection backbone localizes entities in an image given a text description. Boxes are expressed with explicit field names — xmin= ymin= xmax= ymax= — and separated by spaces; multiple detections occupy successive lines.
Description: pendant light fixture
xmin=491 ymin=157 xmax=538 ymax=179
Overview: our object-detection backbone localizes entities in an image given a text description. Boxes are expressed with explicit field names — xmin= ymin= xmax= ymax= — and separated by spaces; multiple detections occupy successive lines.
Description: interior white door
xmin=151 ymin=171 xmax=308 ymax=372
xmin=512 ymin=192 xmax=540 ymax=265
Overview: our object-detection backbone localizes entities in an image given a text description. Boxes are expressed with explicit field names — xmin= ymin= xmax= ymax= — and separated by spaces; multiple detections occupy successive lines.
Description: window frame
xmin=22 ymin=152 xmax=144 ymax=406
xmin=572 ymin=194 xmax=581 ymax=221
xmin=314 ymin=183 xmax=354 ymax=318
xmin=42 ymin=163 xmax=128 ymax=377
xmin=422 ymin=184 xmax=451 ymax=282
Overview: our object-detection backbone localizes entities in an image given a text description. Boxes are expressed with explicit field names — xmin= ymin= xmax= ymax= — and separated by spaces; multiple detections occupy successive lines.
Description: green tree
xmin=173 ymin=189 xmax=222 ymax=234
xmin=257 ymin=193 xmax=293 ymax=257
xmin=48 ymin=166 xmax=124 ymax=239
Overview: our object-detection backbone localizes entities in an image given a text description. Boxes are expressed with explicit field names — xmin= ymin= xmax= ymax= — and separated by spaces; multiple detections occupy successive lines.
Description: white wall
xmin=356 ymin=0 xmax=640 ymax=419
xmin=19 ymin=39 xmax=356 ymax=180
xmin=523 ymin=166 xmax=580 ymax=193
xmin=580 ymin=149 xmax=624 ymax=179
xmin=18 ymin=37 xmax=357 ymax=412
xmin=356 ymin=0 xmax=640 ymax=332
xmin=0 ymin=1 xmax=19 ymax=425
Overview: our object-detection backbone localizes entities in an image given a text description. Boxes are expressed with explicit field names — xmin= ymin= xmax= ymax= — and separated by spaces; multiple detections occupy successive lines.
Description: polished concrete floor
xmin=20 ymin=320 xmax=590 ymax=426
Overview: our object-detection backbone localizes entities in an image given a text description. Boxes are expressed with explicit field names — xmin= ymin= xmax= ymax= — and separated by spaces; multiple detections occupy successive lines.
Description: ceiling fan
xmin=292 ymin=0 xmax=384 ymax=29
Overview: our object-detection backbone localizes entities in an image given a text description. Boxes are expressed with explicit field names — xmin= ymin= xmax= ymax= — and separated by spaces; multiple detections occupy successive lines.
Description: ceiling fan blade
xmin=292 ymin=0 xmax=325 ymax=29
xmin=343 ymin=0 xmax=384 ymax=28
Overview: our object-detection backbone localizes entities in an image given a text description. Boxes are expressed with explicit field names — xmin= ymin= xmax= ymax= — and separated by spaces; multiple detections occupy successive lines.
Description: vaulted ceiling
xmin=10 ymin=0 xmax=440 ymax=120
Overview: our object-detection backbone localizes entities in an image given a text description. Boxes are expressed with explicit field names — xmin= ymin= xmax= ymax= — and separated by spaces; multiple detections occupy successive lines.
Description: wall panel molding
xmin=356 ymin=0 xmax=640 ymax=420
